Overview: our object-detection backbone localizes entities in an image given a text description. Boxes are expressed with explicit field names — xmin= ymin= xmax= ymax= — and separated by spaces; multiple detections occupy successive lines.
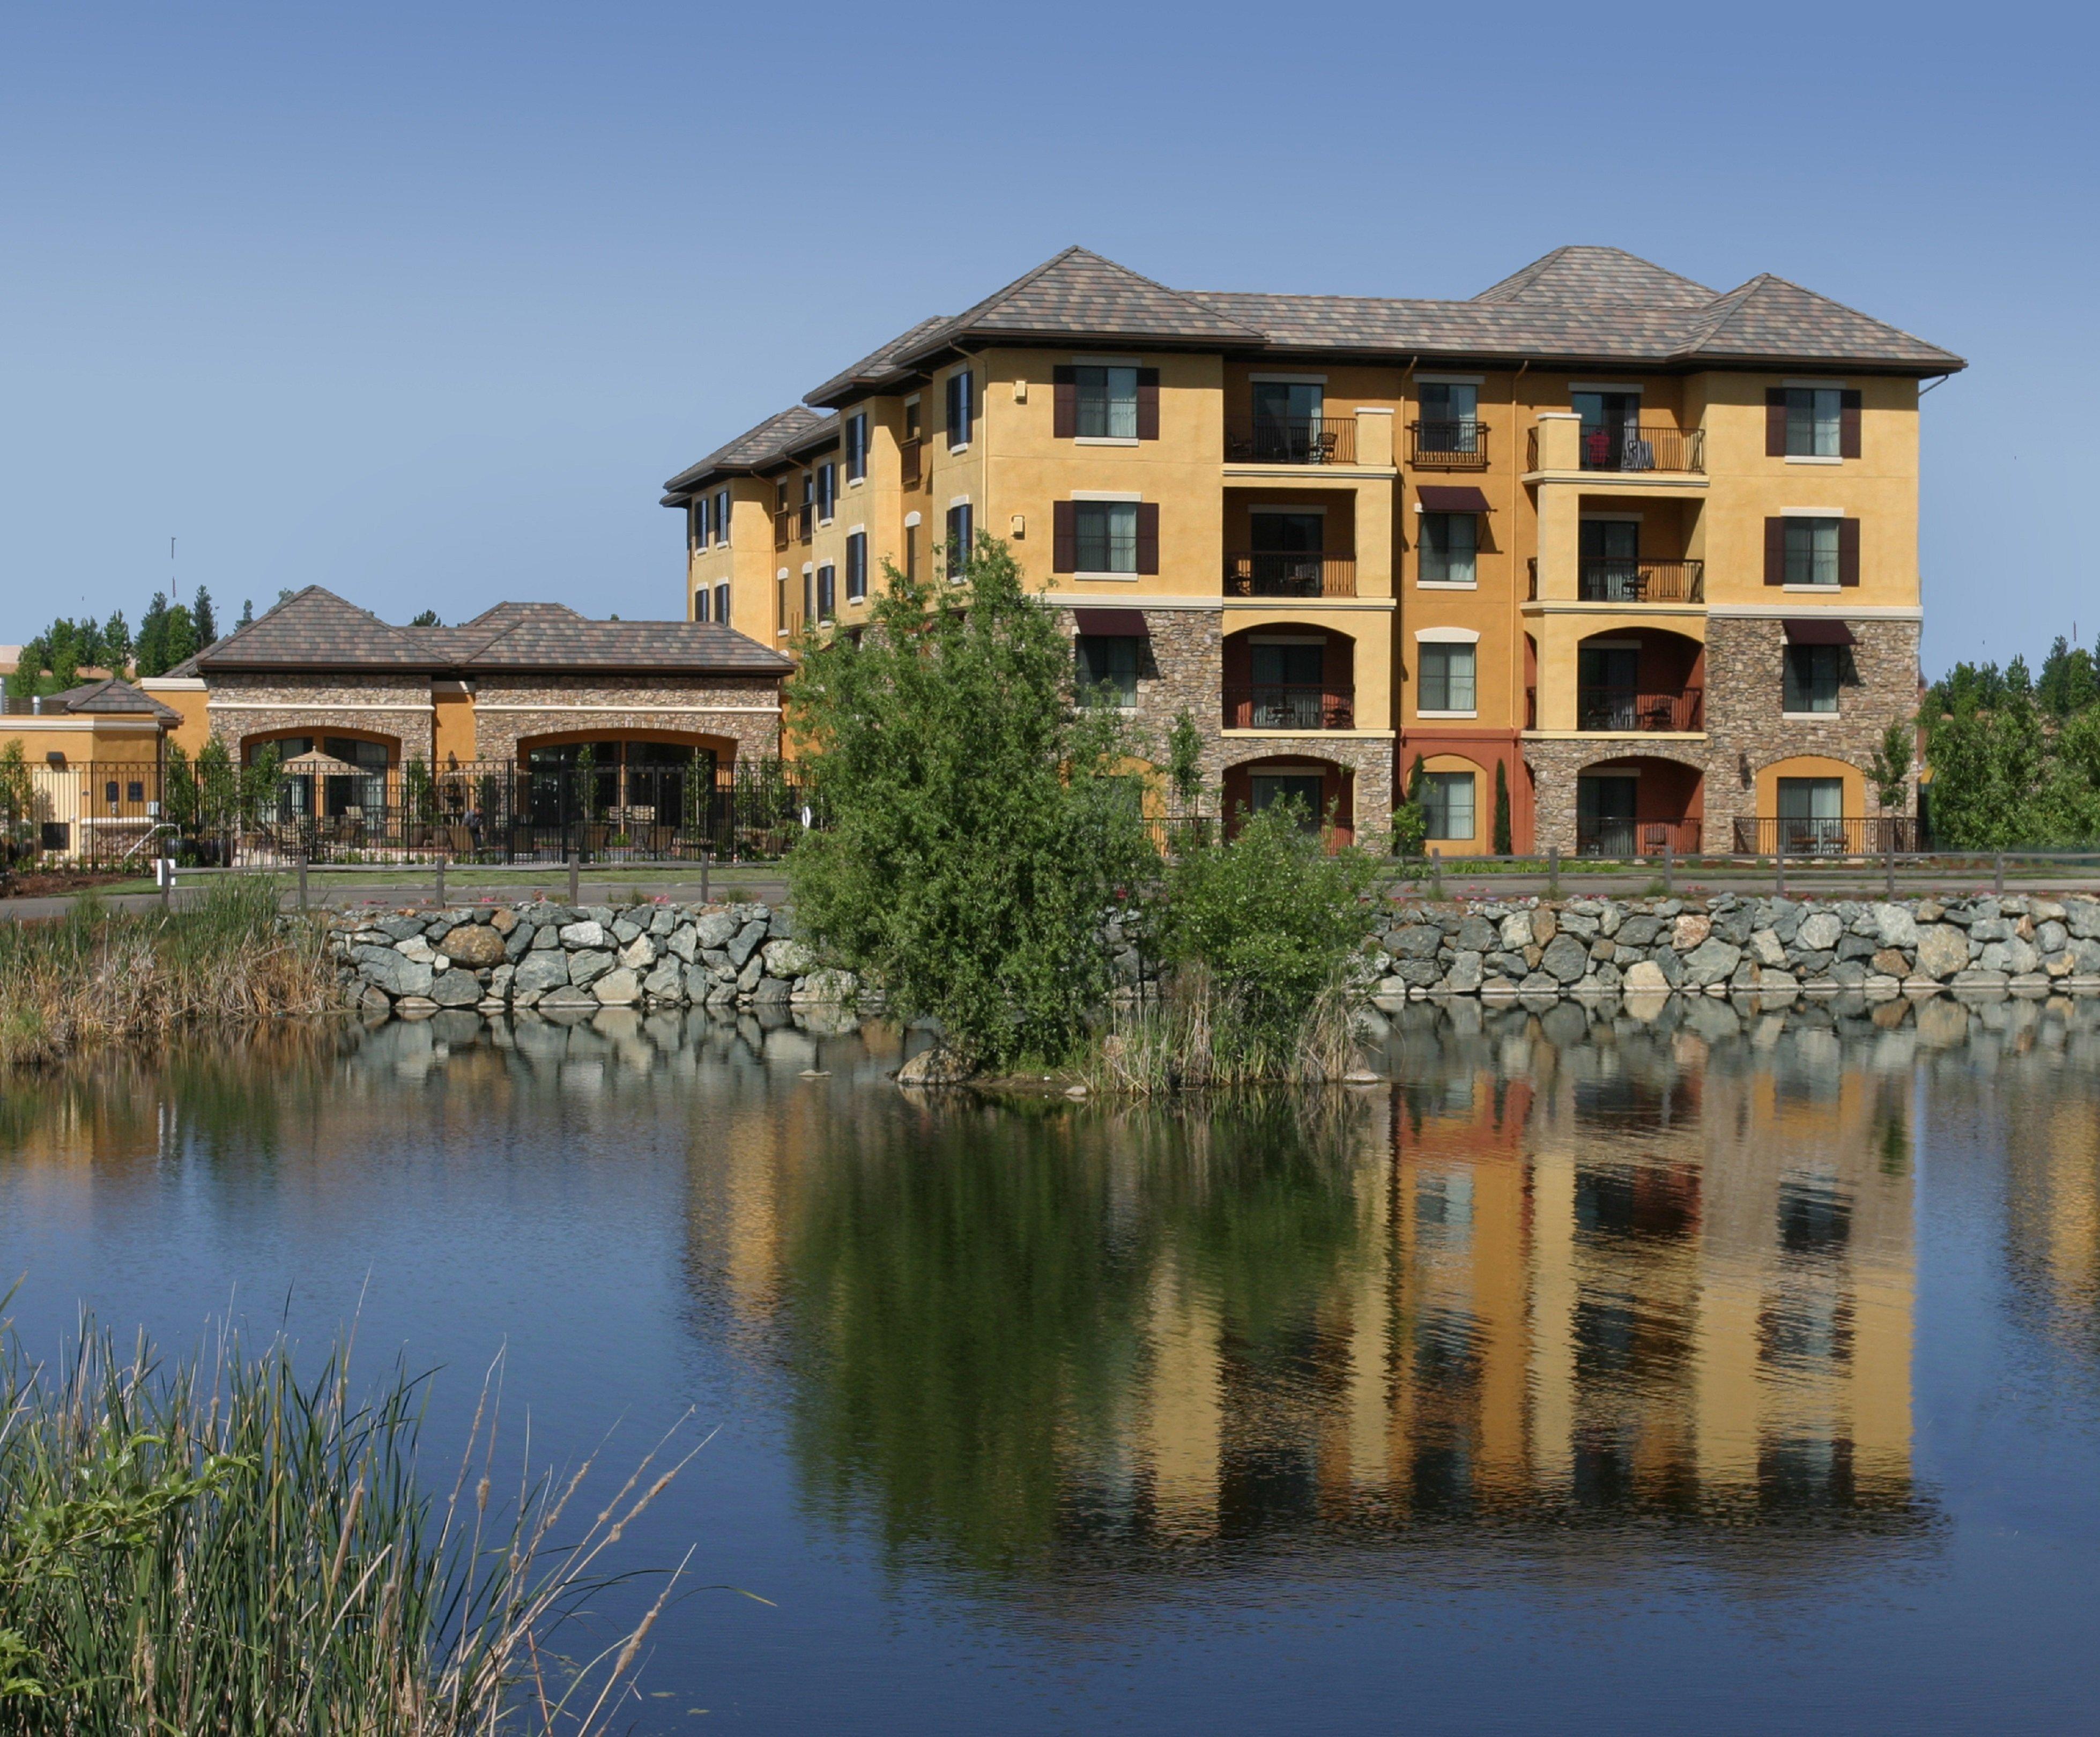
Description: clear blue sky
xmin=3 ymin=1 xmax=2091 ymax=674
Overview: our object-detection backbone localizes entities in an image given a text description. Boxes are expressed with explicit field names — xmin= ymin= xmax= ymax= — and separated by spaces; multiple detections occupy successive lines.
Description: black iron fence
xmin=1224 ymin=415 xmax=1357 ymax=465
xmin=1 ymin=760 xmax=822 ymax=870
xmin=1577 ymin=818 xmax=1702 ymax=857
xmin=1222 ymin=552 xmax=1357 ymax=597
xmin=1732 ymin=816 xmax=1920 ymax=856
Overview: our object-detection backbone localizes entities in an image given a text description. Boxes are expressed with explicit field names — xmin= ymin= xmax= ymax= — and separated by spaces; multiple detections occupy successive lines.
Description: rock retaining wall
xmin=1367 ymin=892 xmax=2100 ymax=1003
xmin=329 ymin=900 xmax=857 ymax=1017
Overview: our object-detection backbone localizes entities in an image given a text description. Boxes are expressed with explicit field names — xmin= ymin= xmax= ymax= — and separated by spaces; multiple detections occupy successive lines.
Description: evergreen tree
xmin=135 ymin=592 xmax=170 ymax=678
xmin=101 ymin=610 xmax=132 ymax=674
xmin=236 ymin=598 xmax=254 ymax=630
xmin=409 ymin=608 xmax=442 ymax=627
xmin=160 ymin=604 xmax=200 ymax=672
xmin=2037 ymin=636 xmax=2099 ymax=719
xmin=1492 ymin=759 xmax=1512 ymax=854
xmin=192 ymin=587 xmax=217 ymax=645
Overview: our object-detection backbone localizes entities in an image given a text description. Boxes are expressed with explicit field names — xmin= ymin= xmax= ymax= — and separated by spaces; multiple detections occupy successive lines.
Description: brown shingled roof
xmin=196 ymin=587 xmax=788 ymax=676
xmin=41 ymin=677 xmax=182 ymax=723
xmin=1471 ymin=244 xmax=1717 ymax=308
xmin=660 ymin=405 xmax=830 ymax=499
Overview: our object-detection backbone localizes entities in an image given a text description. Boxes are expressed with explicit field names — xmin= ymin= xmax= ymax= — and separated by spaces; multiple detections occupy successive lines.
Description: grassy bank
xmin=0 ymin=1314 xmax=692 ymax=1733
xmin=0 ymin=879 xmax=333 ymax=1067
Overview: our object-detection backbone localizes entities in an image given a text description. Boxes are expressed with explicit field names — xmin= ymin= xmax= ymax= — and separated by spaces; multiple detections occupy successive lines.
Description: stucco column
xmin=1355 ymin=409 xmax=1395 ymax=600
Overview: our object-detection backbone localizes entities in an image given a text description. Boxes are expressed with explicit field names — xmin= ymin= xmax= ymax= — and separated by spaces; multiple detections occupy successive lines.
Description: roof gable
xmin=926 ymin=246 xmax=1267 ymax=347
xmin=662 ymin=405 xmax=829 ymax=496
xmin=44 ymin=677 xmax=181 ymax=722
xmin=1473 ymin=244 xmax=1716 ymax=308
xmin=196 ymin=586 xmax=424 ymax=671
xmin=1680 ymin=273 xmax=1960 ymax=367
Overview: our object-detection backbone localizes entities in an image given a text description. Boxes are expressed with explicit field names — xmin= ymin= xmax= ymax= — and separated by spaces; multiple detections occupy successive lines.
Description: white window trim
xmin=1569 ymin=382 xmax=1644 ymax=394
xmin=1073 ymin=571 xmax=1140 ymax=583
xmin=1075 ymin=436 xmax=1140 ymax=447
xmin=1249 ymin=372 xmax=1326 ymax=384
xmin=1072 ymin=489 xmax=1142 ymax=502
xmin=847 ymin=523 xmax=866 ymax=536
xmin=802 ymin=562 xmax=815 ymax=574
xmin=1414 ymin=626 xmax=1481 ymax=643
xmin=1786 ymin=455 xmax=1844 ymax=465
xmin=948 ymin=495 xmax=973 ymax=508
xmin=848 ymin=477 xmax=866 ymax=488
xmin=1416 ymin=373 xmax=1485 ymax=386
xmin=1782 ymin=711 xmax=1842 ymax=721
xmin=1416 ymin=710 xmax=1479 ymax=721
xmin=948 ymin=442 xmax=971 ymax=455
xmin=904 ymin=510 xmax=922 ymax=527
xmin=1416 ymin=580 xmax=1478 ymax=591
xmin=1782 ymin=506 xmax=1847 ymax=517
xmin=1784 ymin=583 xmax=1844 ymax=592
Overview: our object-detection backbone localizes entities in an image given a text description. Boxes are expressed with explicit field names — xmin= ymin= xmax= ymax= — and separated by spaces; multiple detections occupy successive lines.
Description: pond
xmin=3 ymin=996 xmax=2098 ymax=1733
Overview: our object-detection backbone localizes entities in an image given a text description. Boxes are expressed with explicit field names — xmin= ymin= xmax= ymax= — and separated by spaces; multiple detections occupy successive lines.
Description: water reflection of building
xmin=1141 ymin=1034 xmax=1917 ymax=1536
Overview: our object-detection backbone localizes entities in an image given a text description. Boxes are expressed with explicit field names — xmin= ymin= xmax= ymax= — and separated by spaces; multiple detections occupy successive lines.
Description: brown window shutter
xmin=1052 ymin=366 xmax=1077 ymax=439
xmin=1764 ymin=517 xmax=1786 ymax=585
xmin=1052 ymin=501 xmax=1076 ymax=573
xmin=1325 ymin=632 xmax=1355 ymax=689
xmin=1765 ymin=388 xmax=1787 ymax=457
xmin=1135 ymin=502 xmax=1159 ymax=574
xmin=1136 ymin=368 xmax=1160 ymax=440
xmin=1840 ymin=390 xmax=1862 ymax=458
xmin=1838 ymin=517 xmax=1860 ymax=587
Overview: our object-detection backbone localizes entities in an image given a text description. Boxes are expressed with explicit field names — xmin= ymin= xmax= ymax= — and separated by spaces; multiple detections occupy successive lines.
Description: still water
xmin=3 ymin=996 xmax=2098 ymax=1733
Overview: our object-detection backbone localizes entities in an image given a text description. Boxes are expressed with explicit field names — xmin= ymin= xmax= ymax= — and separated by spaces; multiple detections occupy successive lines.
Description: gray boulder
xmin=2064 ymin=898 xmax=2100 ymax=940
xmin=696 ymin=910 xmax=742 ymax=950
xmin=1795 ymin=911 xmax=1843 ymax=953
xmin=1748 ymin=929 xmax=1787 ymax=968
xmin=358 ymin=949 xmax=433 ymax=999
xmin=726 ymin=921 xmax=769 ymax=968
xmin=568 ymin=948 xmax=615 ymax=988
xmin=513 ymin=951 xmax=572 ymax=994
xmin=529 ymin=925 xmax=560 ymax=951
xmin=618 ymin=934 xmax=657 ymax=969
xmin=1392 ymin=925 xmax=1443 ymax=959
xmin=1915 ymin=926 xmax=1970 ymax=979
xmin=1621 ymin=960 xmax=1668 ymax=993
xmin=559 ymin=919 xmax=609 ymax=950
xmin=1499 ymin=910 xmax=1534 ymax=951
xmin=1681 ymin=938 xmax=1743 ymax=987
xmin=1616 ymin=915 xmax=1662 ymax=948
xmin=1874 ymin=903 xmax=1920 ymax=947
xmin=1444 ymin=951 xmax=1484 ymax=993
xmin=429 ymin=969 xmax=481 ymax=1007
xmin=1541 ymin=934 xmax=1590 ymax=983
xmin=643 ymin=961 xmax=685 ymax=1000
xmin=592 ymin=968 xmax=641 ymax=1006
xmin=667 ymin=924 xmax=699 ymax=963
xmin=762 ymin=938 xmax=818 ymax=978
xmin=1455 ymin=915 xmax=1498 ymax=953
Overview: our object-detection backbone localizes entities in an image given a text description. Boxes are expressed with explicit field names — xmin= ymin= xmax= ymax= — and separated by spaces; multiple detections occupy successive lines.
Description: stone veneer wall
xmin=469 ymin=673 xmax=783 ymax=765
xmin=206 ymin=672 xmax=434 ymax=760
xmin=1522 ymin=615 xmax=1920 ymax=855
xmin=1064 ymin=605 xmax=1393 ymax=849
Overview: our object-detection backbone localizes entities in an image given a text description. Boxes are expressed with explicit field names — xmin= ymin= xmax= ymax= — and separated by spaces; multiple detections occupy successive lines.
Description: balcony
xmin=1407 ymin=420 xmax=1489 ymax=470
xmin=1224 ymin=415 xmax=1357 ymax=466
xmin=899 ymin=436 xmax=923 ymax=489
xmin=1577 ymin=558 xmax=1704 ymax=604
xmin=1732 ymin=816 xmax=1920 ymax=856
xmin=1577 ymin=818 xmax=1702 ymax=857
xmin=1577 ymin=686 xmax=1703 ymax=732
xmin=1223 ymin=552 xmax=1357 ymax=598
xmin=1526 ymin=424 xmax=1705 ymax=474
xmin=1224 ymin=684 xmax=1356 ymax=731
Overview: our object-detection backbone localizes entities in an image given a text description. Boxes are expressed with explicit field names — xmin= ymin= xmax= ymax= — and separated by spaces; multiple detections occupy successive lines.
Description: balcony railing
xmin=1577 ymin=818 xmax=1702 ymax=858
xmin=1732 ymin=816 xmax=1920 ymax=856
xmin=1577 ymin=686 xmax=1704 ymax=732
xmin=899 ymin=436 xmax=923 ymax=489
xmin=1224 ymin=415 xmax=1357 ymax=465
xmin=1579 ymin=423 xmax=1704 ymax=473
xmin=1578 ymin=558 xmax=1705 ymax=603
xmin=1223 ymin=684 xmax=1356 ymax=731
xmin=1407 ymin=420 xmax=1489 ymax=469
xmin=1223 ymin=552 xmax=1357 ymax=598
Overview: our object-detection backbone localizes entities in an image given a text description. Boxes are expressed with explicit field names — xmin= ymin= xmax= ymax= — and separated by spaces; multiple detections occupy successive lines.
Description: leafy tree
xmin=135 ymin=593 xmax=170 ymax=678
xmin=101 ymin=611 xmax=132 ymax=673
xmin=1867 ymin=717 xmax=1913 ymax=813
xmin=0 ymin=741 xmax=33 ymax=856
xmin=1389 ymin=752 xmax=1429 ymax=859
xmin=1924 ymin=678 xmax=2044 ymax=848
xmin=1493 ymin=758 xmax=1512 ymax=854
xmin=160 ymin=605 xmax=199 ymax=672
xmin=192 ymin=588 xmax=217 ymax=646
xmin=786 ymin=535 xmax=1157 ymax=1070
xmin=1166 ymin=708 xmax=1204 ymax=814
xmin=2037 ymin=636 xmax=2099 ymax=719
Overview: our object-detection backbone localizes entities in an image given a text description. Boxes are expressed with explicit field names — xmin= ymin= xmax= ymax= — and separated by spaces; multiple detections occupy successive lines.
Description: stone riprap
xmin=329 ymin=900 xmax=859 ymax=1018
xmin=1364 ymin=893 xmax=2100 ymax=1004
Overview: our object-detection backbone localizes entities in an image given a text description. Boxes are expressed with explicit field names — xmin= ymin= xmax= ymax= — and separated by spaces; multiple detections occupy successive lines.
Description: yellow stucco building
xmin=664 ymin=246 xmax=1961 ymax=852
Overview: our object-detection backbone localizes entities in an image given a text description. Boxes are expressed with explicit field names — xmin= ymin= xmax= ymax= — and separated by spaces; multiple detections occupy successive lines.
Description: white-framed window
xmin=845 ymin=412 xmax=869 ymax=482
xmin=802 ymin=565 xmax=814 ymax=622
xmin=1075 ymin=634 xmax=1140 ymax=706
xmin=1074 ymin=501 xmax=1139 ymax=574
xmin=946 ymin=369 xmax=973 ymax=448
xmin=945 ymin=503 xmax=973 ymax=580
xmin=1419 ymin=513 xmax=1477 ymax=585
xmin=1418 ymin=643 xmax=1476 ymax=713
xmin=845 ymin=531 xmax=868 ymax=602
xmin=1786 ymin=517 xmax=1843 ymax=587
xmin=1077 ymin=365 xmax=1139 ymax=439
xmin=1421 ymin=771 xmax=1475 ymax=840
xmin=713 ymin=582 xmax=730 ymax=627
xmin=715 ymin=488 xmax=731 ymax=545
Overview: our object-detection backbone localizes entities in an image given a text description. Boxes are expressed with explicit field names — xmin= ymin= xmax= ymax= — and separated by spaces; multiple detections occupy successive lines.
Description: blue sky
xmin=3 ymin=1 xmax=2092 ymax=673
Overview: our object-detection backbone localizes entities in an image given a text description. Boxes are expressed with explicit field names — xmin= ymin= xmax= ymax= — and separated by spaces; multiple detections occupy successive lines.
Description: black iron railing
xmin=1408 ymin=419 xmax=1489 ymax=468
xmin=1732 ymin=816 xmax=1920 ymax=856
xmin=1224 ymin=415 xmax=1357 ymax=465
xmin=1223 ymin=684 xmax=1355 ymax=731
xmin=1577 ymin=686 xmax=1704 ymax=732
xmin=1578 ymin=424 xmax=1705 ymax=473
xmin=1578 ymin=558 xmax=1705 ymax=603
xmin=1577 ymin=818 xmax=1702 ymax=857
xmin=1222 ymin=552 xmax=1357 ymax=598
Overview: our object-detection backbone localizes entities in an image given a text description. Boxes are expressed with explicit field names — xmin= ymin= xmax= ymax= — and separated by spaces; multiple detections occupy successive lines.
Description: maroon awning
xmin=1073 ymin=608 xmax=1148 ymax=635
xmin=1784 ymin=618 xmax=1856 ymax=645
xmin=1416 ymin=485 xmax=1493 ymax=513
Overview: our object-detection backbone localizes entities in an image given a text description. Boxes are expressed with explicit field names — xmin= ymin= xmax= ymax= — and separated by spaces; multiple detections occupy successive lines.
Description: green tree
xmin=192 ymin=588 xmax=217 ymax=646
xmin=1389 ymin=752 xmax=1429 ymax=859
xmin=1924 ymin=680 xmax=2044 ymax=848
xmin=1867 ymin=717 xmax=1913 ymax=813
xmin=1493 ymin=758 xmax=1512 ymax=854
xmin=236 ymin=599 xmax=254 ymax=630
xmin=1166 ymin=708 xmax=1204 ymax=814
xmin=2037 ymin=636 xmax=2099 ymax=719
xmin=409 ymin=608 xmax=442 ymax=627
xmin=101 ymin=611 xmax=132 ymax=674
xmin=160 ymin=605 xmax=199 ymax=672
xmin=135 ymin=593 xmax=170 ymax=678
xmin=786 ymin=535 xmax=1156 ymax=1070
xmin=0 ymin=742 xmax=33 ymax=856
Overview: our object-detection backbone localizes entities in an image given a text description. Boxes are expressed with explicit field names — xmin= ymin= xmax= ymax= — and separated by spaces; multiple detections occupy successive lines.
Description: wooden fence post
xmin=298 ymin=850 xmax=308 ymax=912
xmin=1547 ymin=844 xmax=1560 ymax=899
xmin=1885 ymin=840 xmax=1896 ymax=901
xmin=1994 ymin=850 xmax=2005 ymax=896
xmin=701 ymin=849 xmax=710 ymax=907
xmin=568 ymin=853 xmax=580 ymax=905
xmin=1663 ymin=841 xmax=1674 ymax=895
xmin=1429 ymin=847 xmax=1443 ymax=899
xmin=435 ymin=853 xmax=446 ymax=908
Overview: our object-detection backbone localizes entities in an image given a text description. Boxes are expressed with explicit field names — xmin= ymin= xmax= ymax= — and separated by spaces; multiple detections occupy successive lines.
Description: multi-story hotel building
xmin=663 ymin=246 xmax=1961 ymax=854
